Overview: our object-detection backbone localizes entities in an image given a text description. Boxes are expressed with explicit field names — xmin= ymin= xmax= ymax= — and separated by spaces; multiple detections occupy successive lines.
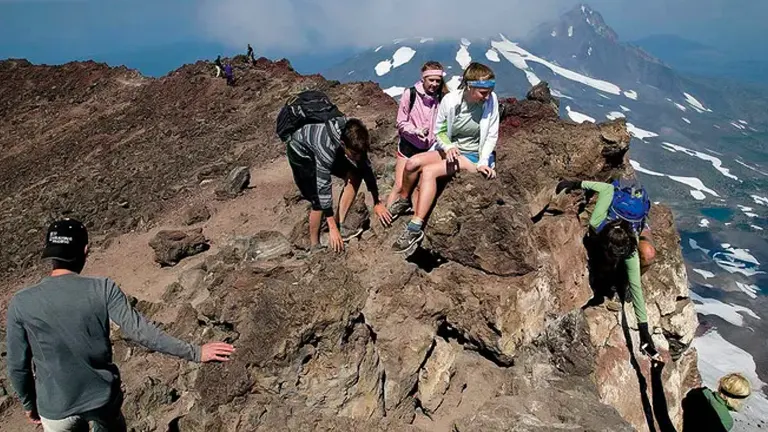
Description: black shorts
xmin=397 ymin=138 xmax=429 ymax=159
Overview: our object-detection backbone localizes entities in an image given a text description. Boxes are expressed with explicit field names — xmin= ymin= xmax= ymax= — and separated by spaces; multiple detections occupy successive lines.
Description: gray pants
xmin=40 ymin=396 xmax=126 ymax=432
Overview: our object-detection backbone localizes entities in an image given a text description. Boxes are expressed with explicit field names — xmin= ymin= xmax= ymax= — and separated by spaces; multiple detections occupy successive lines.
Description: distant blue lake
xmin=700 ymin=207 xmax=734 ymax=222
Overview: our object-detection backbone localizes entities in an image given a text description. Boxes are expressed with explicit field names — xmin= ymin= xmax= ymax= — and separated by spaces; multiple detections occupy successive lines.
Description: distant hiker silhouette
xmin=214 ymin=55 xmax=223 ymax=78
xmin=247 ymin=43 xmax=255 ymax=63
xmin=224 ymin=63 xmax=234 ymax=86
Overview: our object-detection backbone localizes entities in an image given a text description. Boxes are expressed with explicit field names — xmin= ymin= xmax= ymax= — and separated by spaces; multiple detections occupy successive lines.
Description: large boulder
xmin=149 ymin=229 xmax=210 ymax=266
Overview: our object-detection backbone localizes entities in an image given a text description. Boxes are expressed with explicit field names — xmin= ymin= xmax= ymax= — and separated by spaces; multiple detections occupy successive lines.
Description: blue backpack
xmin=597 ymin=179 xmax=651 ymax=235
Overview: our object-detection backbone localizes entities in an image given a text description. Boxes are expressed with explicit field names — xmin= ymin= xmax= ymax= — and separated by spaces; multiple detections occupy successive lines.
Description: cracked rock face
xmin=105 ymin=81 xmax=700 ymax=431
xmin=0 ymin=59 xmax=699 ymax=431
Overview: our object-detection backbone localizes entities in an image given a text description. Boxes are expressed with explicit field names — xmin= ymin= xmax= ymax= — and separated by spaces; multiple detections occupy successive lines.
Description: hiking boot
xmin=388 ymin=197 xmax=412 ymax=220
xmin=340 ymin=224 xmax=363 ymax=241
xmin=392 ymin=227 xmax=424 ymax=253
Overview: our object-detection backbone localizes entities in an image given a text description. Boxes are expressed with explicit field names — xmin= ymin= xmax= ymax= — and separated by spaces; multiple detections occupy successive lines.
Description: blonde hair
xmin=458 ymin=62 xmax=495 ymax=89
xmin=718 ymin=373 xmax=751 ymax=411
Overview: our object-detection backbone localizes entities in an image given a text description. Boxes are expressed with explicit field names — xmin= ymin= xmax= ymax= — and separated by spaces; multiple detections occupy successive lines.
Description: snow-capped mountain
xmin=325 ymin=4 xmax=768 ymax=428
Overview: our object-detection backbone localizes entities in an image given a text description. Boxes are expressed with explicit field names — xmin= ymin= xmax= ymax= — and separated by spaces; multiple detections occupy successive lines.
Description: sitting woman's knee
xmin=404 ymin=158 xmax=421 ymax=173
xmin=639 ymin=241 xmax=656 ymax=266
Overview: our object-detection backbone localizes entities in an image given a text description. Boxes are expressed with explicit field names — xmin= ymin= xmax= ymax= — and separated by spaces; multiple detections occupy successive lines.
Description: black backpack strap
xmin=407 ymin=87 xmax=417 ymax=120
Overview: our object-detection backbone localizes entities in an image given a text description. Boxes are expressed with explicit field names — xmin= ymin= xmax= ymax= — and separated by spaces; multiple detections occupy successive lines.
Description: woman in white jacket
xmin=391 ymin=62 xmax=500 ymax=253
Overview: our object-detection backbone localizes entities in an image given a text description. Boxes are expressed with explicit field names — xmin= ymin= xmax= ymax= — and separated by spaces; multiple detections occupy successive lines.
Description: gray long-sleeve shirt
xmin=5 ymin=274 xmax=201 ymax=420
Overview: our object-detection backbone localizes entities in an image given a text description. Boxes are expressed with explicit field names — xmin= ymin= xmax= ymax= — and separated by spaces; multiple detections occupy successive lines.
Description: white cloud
xmin=196 ymin=0 xmax=571 ymax=52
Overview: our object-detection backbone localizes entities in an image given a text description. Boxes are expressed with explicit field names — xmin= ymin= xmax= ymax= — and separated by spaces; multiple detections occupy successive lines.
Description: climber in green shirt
xmin=557 ymin=178 xmax=658 ymax=359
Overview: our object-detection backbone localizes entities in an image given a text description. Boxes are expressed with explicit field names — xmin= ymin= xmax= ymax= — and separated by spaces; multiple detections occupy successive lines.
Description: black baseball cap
xmin=41 ymin=219 xmax=89 ymax=262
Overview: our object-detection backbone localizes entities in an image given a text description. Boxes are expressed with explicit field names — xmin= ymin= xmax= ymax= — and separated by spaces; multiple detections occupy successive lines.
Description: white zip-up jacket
xmin=434 ymin=90 xmax=500 ymax=168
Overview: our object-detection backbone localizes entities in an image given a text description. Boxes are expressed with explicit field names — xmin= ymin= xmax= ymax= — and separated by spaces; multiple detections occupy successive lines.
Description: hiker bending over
xmin=681 ymin=372 xmax=751 ymax=431
xmin=391 ymin=62 xmax=499 ymax=253
xmin=214 ymin=55 xmax=223 ymax=77
xmin=6 ymin=219 xmax=234 ymax=429
xmin=387 ymin=61 xmax=448 ymax=217
xmin=224 ymin=63 xmax=234 ymax=86
xmin=277 ymin=91 xmax=392 ymax=252
xmin=556 ymin=178 xmax=658 ymax=358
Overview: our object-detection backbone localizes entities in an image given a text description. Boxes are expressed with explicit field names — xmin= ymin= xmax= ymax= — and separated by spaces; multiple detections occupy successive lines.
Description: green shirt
xmin=442 ymin=99 xmax=484 ymax=154
xmin=703 ymin=388 xmax=735 ymax=431
xmin=582 ymin=181 xmax=648 ymax=324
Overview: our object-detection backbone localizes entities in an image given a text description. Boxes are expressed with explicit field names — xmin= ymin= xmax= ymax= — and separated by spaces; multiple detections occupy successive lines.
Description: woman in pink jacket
xmin=386 ymin=61 xmax=448 ymax=214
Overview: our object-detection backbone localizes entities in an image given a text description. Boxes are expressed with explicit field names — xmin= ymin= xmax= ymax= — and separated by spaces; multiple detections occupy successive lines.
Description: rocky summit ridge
xmin=0 ymin=56 xmax=699 ymax=431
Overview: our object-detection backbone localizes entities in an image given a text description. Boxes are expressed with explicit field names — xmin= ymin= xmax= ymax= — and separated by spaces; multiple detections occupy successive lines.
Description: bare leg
xmin=309 ymin=210 xmax=323 ymax=247
xmin=638 ymin=230 xmax=656 ymax=271
xmin=337 ymin=172 xmax=362 ymax=225
xmin=413 ymin=156 xmax=477 ymax=220
xmin=387 ymin=156 xmax=408 ymax=207
xmin=401 ymin=151 xmax=446 ymax=200
xmin=412 ymin=185 xmax=421 ymax=211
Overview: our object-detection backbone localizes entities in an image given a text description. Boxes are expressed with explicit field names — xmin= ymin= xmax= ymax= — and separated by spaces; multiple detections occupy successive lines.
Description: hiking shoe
xmin=388 ymin=197 xmax=412 ymax=220
xmin=340 ymin=224 xmax=363 ymax=241
xmin=392 ymin=228 xmax=425 ymax=253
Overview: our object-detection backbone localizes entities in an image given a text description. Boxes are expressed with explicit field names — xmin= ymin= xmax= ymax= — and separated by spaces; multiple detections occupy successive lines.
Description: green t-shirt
xmin=451 ymin=100 xmax=484 ymax=154
xmin=582 ymin=181 xmax=648 ymax=324
xmin=704 ymin=388 xmax=735 ymax=431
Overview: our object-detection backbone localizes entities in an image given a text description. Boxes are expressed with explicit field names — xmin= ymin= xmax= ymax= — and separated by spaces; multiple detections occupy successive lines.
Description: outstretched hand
xmin=478 ymin=166 xmax=496 ymax=179
xmin=201 ymin=342 xmax=235 ymax=362
xmin=327 ymin=226 xmax=344 ymax=253
xmin=373 ymin=203 xmax=393 ymax=227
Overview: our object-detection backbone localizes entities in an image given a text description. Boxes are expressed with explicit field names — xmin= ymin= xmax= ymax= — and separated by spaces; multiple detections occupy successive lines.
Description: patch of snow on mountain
xmin=693 ymin=268 xmax=714 ymax=278
xmin=689 ymin=238 xmax=711 ymax=255
xmin=699 ymin=219 xmax=710 ymax=228
xmin=485 ymin=49 xmax=500 ymax=62
xmin=568 ymin=26 xmax=574 ymax=37
xmin=456 ymin=44 xmax=471 ymax=69
xmin=446 ymin=75 xmax=462 ymax=92
xmin=660 ymin=142 xmax=739 ymax=181
xmin=736 ymin=282 xmax=760 ymax=299
xmin=588 ymin=46 xmax=593 ymax=56
xmin=392 ymin=38 xmax=405 ymax=44
xmin=669 ymin=175 xmax=719 ymax=197
xmin=347 ymin=71 xmax=355 ymax=76
xmin=738 ymin=205 xmax=759 ymax=218
xmin=690 ymin=292 xmax=759 ymax=327
xmin=551 ymin=30 xmax=557 ymax=37
xmin=683 ymin=92 xmax=712 ymax=113
xmin=630 ymin=160 xmax=665 ymax=177
xmin=713 ymin=245 xmax=764 ymax=277
xmin=392 ymin=46 xmax=416 ymax=68
xmin=674 ymin=103 xmax=687 ymax=112
xmin=550 ymin=89 xmax=573 ymax=100
xmin=691 ymin=190 xmax=706 ymax=200
xmin=683 ymin=117 xmax=691 ymax=124
xmin=752 ymin=225 xmax=763 ymax=231
xmin=739 ymin=120 xmax=748 ymax=125
xmin=581 ymin=4 xmax=587 ymax=13
xmin=737 ymin=161 xmax=768 ymax=177
xmin=714 ymin=124 xmax=721 ymax=129
xmin=375 ymin=46 xmax=383 ymax=52
xmin=383 ymin=86 xmax=405 ymax=97
xmin=524 ymin=70 xmax=542 ymax=87
xmin=598 ymin=93 xmax=611 ymax=100
xmin=420 ymin=38 xmax=434 ymax=43
xmin=606 ymin=111 xmax=625 ymax=120
xmin=375 ymin=60 xmax=392 ymax=76
xmin=461 ymin=38 xmax=471 ymax=46
xmin=626 ymin=123 xmax=658 ymax=140
xmin=624 ymin=90 xmax=638 ymax=100
xmin=731 ymin=121 xmax=746 ymax=130
xmin=752 ymin=195 xmax=768 ymax=206
xmin=566 ymin=106 xmax=595 ymax=124
xmin=693 ymin=330 xmax=768 ymax=425
xmin=491 ymin=36 xmax=622 ymax=95
xmin=620 ymin=105 xmax=631 ymax=112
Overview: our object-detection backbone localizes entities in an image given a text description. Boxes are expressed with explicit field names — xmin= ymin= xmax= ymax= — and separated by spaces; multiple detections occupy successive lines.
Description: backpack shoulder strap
xmin=407 ymin=86 xmax=417 ymax=117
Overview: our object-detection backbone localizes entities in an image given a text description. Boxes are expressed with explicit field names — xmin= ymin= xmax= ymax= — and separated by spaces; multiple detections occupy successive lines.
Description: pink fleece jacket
xmin=396 ymin=82 xmax=440 ymax=149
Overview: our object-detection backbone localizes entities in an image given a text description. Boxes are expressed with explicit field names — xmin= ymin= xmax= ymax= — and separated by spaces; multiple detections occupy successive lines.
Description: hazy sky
xmin=0 ymin=0 xmax=766 ymax=65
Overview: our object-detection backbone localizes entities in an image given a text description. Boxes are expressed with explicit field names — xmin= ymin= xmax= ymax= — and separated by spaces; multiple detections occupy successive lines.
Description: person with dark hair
xmin=391 ymin=62 xmax=499 ymax=253
xmin=224 ymin=63 xmax=234 ymax=86
xmin=5 ymin=219 xmax=235 ymax=429
xmin=556 ymin=177 xmax=658 ymax=359
xmin=286 ymin=117 xmax=392 ymax=252
xmin=387 ymin=61 xmax=449 ymax=216
xmin=246 ymin=44 xmax=255 ymax=63
xmin=214 ymin=55 xmax=223 ymax=77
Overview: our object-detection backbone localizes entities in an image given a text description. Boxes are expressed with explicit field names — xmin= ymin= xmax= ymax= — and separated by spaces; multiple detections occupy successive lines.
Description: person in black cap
xmin=5 ymin=219 xmax=236 ymax=430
